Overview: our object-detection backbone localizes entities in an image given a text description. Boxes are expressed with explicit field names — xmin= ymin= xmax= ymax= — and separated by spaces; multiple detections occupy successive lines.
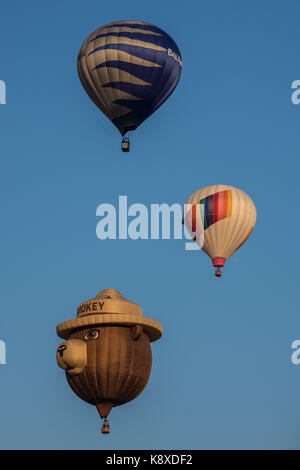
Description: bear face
xmin=57 ymin=325 xmax=152 ymax=407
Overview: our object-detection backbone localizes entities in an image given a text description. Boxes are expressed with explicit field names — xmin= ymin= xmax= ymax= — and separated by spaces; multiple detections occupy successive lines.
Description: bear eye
xmin=84 ymin=329 xmax=99 ymax=340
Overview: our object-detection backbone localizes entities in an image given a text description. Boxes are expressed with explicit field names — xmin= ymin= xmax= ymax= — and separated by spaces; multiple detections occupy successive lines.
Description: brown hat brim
xmin=56 ymin=313 xmax=162 ymax=342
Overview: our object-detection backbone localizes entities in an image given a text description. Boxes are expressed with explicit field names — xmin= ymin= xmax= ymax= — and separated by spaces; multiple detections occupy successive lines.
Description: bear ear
xmin=131 ymin=325 xmax=143 ymax=341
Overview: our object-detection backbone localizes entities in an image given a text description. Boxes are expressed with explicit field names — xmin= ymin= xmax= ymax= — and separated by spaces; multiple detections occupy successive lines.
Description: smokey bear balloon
xmin=56 ymin=288 xmax=162 ymax=434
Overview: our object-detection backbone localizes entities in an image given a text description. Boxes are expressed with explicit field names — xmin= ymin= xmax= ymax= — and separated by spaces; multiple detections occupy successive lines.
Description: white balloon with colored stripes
xmin=184 ymin=185 xmax=257 ymax=277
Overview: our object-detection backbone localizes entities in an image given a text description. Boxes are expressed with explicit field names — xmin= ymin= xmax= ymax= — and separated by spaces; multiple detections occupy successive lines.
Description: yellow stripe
xmin=105 ymin=103 xmax=133 ymax=120
xmin=90 ymin=66 xmax=152 ymax=86
xmin=98 ymin=26 xmax=162 ymax=36
xmin=87 ymin=36 xmax=166 ymax=52
xmin=105 ymin=88 xmax=142 ymax=101
xmin=100 ymin=21 xmax=153 ymax=28
xmin=90 ymin=48 xmax=161 ymax=68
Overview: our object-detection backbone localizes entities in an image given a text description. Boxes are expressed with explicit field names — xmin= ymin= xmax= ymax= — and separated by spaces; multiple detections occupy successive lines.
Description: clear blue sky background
xmin=0 ymin=0 xmax=299 ymax=450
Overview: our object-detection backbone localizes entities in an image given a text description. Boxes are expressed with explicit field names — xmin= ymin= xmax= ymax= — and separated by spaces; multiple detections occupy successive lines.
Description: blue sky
xmin=0 ymin=0 xmax=300 ymax=449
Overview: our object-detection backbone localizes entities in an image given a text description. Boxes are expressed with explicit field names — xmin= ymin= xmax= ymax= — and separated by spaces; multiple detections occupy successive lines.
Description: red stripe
xmin=218 ymin=190 xmax=228 ymax=219
xmin=213 ymin=191 xmax=219 ymax=223
xmin=217 ymin=191 xmax=223 ymax=221
xmin=192 ymin=203 xmax=197 ymax=233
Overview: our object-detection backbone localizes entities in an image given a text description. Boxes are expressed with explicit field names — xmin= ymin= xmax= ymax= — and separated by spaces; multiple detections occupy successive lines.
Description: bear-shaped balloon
xmin=56 ymin=289 xmax=162 ymax=434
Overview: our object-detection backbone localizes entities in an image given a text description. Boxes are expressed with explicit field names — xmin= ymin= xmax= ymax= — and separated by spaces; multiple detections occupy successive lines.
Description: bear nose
xmin=57 ymin=344 xmax=67 ymax=357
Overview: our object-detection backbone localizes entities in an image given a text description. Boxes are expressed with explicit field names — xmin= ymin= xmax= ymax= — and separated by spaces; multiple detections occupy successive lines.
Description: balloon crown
xmin=95 ymin=288 xmax=125 ymax=300
xmin=76 ymin=289 xmax=142 ymax=318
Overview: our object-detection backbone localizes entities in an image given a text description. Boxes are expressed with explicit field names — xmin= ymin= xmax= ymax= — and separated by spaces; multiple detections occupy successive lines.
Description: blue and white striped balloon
xmin=78 ymin=21 xmax=182 ymax=137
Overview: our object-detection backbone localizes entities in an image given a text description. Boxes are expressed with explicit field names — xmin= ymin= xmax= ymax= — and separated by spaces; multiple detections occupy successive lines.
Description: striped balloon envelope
xmin=77 ymin=20 xmax=182 ymax=150
xmin=184 ymin=185 xmax=257 ymax=276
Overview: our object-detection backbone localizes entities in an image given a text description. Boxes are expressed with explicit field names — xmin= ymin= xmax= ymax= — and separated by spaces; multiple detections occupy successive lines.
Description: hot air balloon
xmin=77 ymin=20 xmax=182 ymax=152
xmin=56 ymin=288 xmax=162 ymax=434
xmin=183 ymin=185 xmax=257 ymax=277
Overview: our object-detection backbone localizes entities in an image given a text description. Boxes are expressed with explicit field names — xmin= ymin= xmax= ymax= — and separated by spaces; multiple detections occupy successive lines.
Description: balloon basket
xmin=121 ymin=137 xmax=130 ymax=152
xmin=101 ymin=418 xmax=110 ymax=434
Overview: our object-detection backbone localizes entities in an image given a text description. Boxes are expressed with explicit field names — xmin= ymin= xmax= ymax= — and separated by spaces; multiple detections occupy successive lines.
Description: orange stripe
xmin=227 ymin=190 xmax=232 ymax=216
xmin=222 ymin=190 xmax=228 ymax=219
xmin=234 ymin=226 xmax=253 ymax=252
xmin=217 ymin=191 xmax=223 ymax=221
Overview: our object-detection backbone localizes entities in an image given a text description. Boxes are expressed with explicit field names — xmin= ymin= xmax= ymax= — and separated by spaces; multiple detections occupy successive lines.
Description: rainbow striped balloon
xmin=184 ymin=185 xmax=257 ymax=276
